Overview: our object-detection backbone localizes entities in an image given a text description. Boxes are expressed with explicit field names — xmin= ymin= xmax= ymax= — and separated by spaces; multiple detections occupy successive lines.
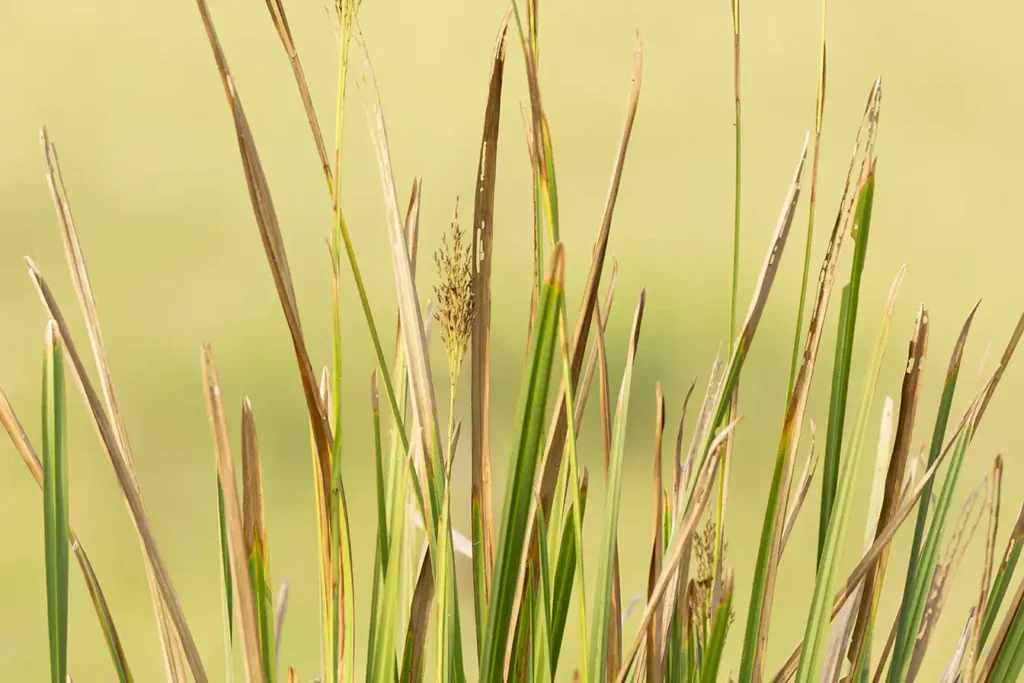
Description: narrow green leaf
xmin=698 ymin=572 xmax=734 ymax=683
xmin=41 ymin=321 xmax=69 ymax=683
xmin=819 ymin=165 xmax=877 ymax=561
xmin=981 ymin=505 xmax=1024 ymax=649
xmin=480 ymin=247 xmax=564 ymax=682
xmin=589 ymin=291 xmax=646 ymax=682
xmin=216 ymin=479 xmax=234 ymax=683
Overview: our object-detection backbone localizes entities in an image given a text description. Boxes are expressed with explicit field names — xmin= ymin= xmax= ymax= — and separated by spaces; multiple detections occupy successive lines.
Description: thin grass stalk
xmin=785 ymin=0 xmax=828 ymax=402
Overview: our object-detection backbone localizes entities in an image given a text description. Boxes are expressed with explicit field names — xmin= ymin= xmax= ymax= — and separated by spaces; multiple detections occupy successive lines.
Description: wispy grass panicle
xmin=434 ymin=201 xmax=477 ymax=391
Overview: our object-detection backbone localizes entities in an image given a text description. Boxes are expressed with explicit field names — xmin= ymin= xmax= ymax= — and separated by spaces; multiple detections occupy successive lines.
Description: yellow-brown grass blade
xmin=470 ymin=8 xmax=512 ymax=634
xmin=40 ymin=129 xmax=187 ymax=682
xmin=201 ymin=346 xmax=266 ymax=683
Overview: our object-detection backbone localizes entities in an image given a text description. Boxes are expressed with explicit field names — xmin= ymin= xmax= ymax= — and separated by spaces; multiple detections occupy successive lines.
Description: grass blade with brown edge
xmin=536 ymin=36 xmax=642 ymax=524
xmin=589 ymin=291 xmax=646 ymax=682
xmin=25 ymin=262 xmax=207 ymax=682
xmin=356 ymin=32 xmax=442 ymax=493
xmin=685 ymin=133 xmax=808 ymax=515
xmin=887 ymin=301 xmax=979 ymax=679
xmin=780 ymin=421 xmax=817 ymax=553
xmin=262 ymin=0 xmax=332 ymax=188
xmin=818 ymin=166 xmax=882 ymax=563
xmin=893 ymin=312 xmax=1024 ymax=683
xmin=981 ymin=503 xmax=1024 ymax=650
xmin=770 ymin=367 xmax=1006 ymax=683
xmin=41 ymin=321 xmax=69 ymax=683
xmin=1 ymin=389 xmax=132 ymax=681
xmin=847 ymin=305 xmax=929 ymax=673
xmin=242 ymin=400 xmax=276 ymax=682
xmin=40 ymin=129 xmax=188 ymax=681
xmin=793 ymin=265 xmax=905 ymax=683
xmin=646 ymin=384 xmax=666 ymax=683
xmin=737 ymin=80 xmax=880 ymax=680
xmin=480 ymin=246 xmax=564 ymax=683
xmin=471 ymin=11 xmax=512 ymax=657
xmin=201 ymin=347 xmax=266 ymax=683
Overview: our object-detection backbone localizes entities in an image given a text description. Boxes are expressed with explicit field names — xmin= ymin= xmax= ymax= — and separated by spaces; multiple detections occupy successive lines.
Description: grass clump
xmin=5 ymin=0 xmax=1024 ymax=682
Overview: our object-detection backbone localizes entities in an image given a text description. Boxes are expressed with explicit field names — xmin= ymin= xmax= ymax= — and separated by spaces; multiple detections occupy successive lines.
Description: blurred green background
xmin=3 ymin=0 xmax=1023 ymax=679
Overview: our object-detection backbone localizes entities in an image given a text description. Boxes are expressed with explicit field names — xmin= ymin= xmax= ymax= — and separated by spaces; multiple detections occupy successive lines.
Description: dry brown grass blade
xmin=646 ymin=384 xmax=666 ymax=683
xmin=471 ymin=6 xmax=512 ymax=604
xmin=963 ymin=456 xmax=1002 ymax=680
xmin=616 ymin=418 xmax=742 ymax=683
xmin=907 ymin=473 xmax=987 ymax=680
xmin=672 ymin=380 xmax=697 ymax=502
xmin=0 ymin=388 xmax=132 ymax=676
xmin=25 ymin=261 xmax=207 ymax=681
xmin=356 ymin=33 xmax=442 ymax=463
xmin=241 ymin=399 xmax=267 ymax=561
xmin=40 ymin=129 xmax=187 ymax=681
xmin=847 ymin=305 xmax=930 ymax=670
xmin=939 ymin=610 xmax=975 ymax=683
xmin=574 ymin=260 xmax=618 ymax=428
xmin=402 ymin=543 xmax=434 ymax=679
xmin=193 ymin=0 xmax=335 ymax=505
xmin=536 ymin=37 xmax=643 ymax=519
xmin=262 ymin=0 xmax=332 ymax=185
xmin=201 ymin=346 xmax=266 ymax=683
xmin=977 ymin=310 xmax=1024 ymax=424
xmin=780 ymin=420 xmax=817 ymax=553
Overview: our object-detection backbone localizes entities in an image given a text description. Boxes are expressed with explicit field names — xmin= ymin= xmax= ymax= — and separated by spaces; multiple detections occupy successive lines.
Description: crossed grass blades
xmin=5 ymin=0 xmax=1024 ymax=682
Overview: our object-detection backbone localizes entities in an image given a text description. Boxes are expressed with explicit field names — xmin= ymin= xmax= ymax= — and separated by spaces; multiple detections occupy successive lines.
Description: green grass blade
xmin=698 ymin=572 xmax=734 ymax=683
xmin=890 ymin=426 xmax=976 ymax=683
xmin=981 ymin=506 xmax=1024 ymax=649
xmin=793 ymin=265 xmax=904 ymax=683
xmin=550 ymin=472 xmax=589 ymax=674
xmin=819 ymin=167 xmax=877 ymax=561
xmin=216 ymin=479 xmax=235 ymax=683
xmin=589 ymin=291 xmax=646 ymax=682
xmin=41 ymin=321 xmax=69 ymax=683
xmin=480 ymin=247 xmax=564 ymax=683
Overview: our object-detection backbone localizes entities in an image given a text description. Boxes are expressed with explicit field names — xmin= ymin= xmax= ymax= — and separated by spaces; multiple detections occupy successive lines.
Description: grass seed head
xmin=434 ymin=200 xmax=475 ymax=386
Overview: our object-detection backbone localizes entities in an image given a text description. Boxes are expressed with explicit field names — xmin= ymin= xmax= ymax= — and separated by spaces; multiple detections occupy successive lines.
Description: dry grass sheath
xmin=5 ymin=2 xmax=1024 ymax=683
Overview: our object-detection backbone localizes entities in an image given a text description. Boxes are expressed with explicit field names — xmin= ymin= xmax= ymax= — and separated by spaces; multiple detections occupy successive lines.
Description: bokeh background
xmin=3 ymin=0 xmax=1023 ymax=679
